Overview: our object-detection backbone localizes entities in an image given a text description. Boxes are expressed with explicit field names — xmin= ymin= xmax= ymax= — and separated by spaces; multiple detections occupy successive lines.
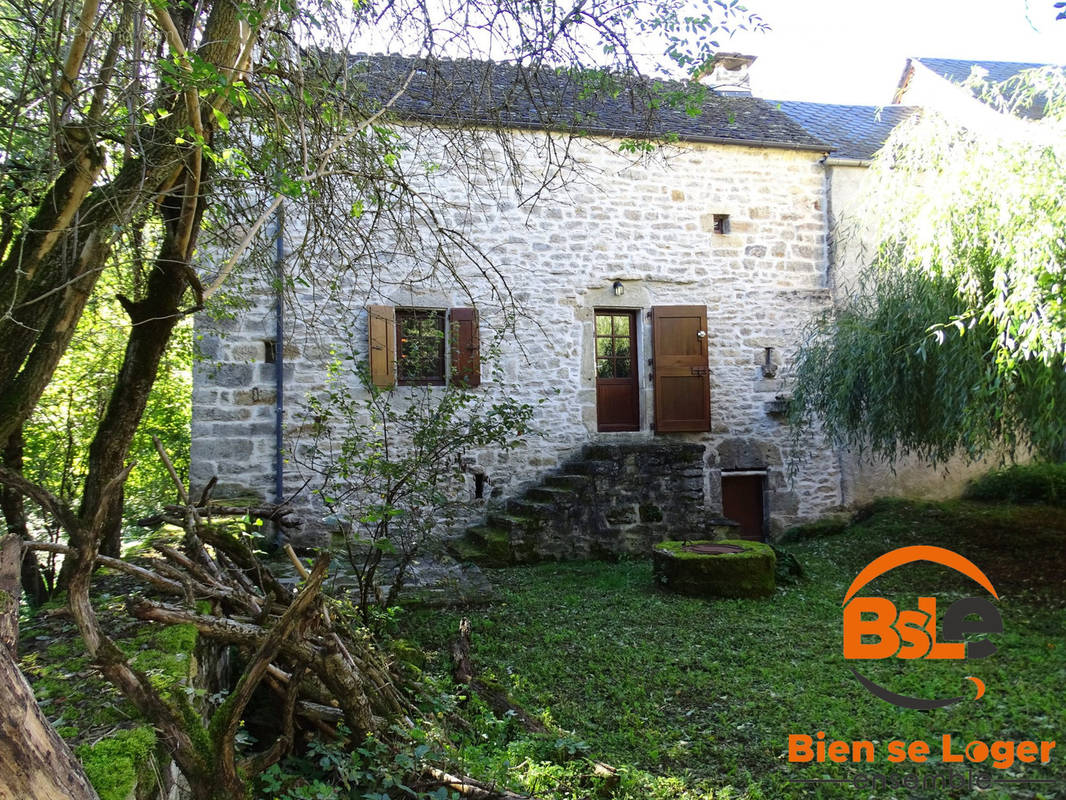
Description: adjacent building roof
xmin=897 ymin=57 xmax=1064 ymax=118
xmin=910 ymin=57 xmax=1051 ymax=86
xmin=349 ymin=53 xmax=829 ymax=152
xmin=772 ymin=102 xmax=918 ymax=161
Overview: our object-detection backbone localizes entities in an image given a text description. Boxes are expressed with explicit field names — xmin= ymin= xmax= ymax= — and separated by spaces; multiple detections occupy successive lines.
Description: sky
xmin=715 ymin=0 xmax=1066 ymax=104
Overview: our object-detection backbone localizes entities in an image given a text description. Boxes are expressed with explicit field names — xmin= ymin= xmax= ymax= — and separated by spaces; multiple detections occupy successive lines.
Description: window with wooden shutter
xmin=651 ymin=305 xmax=710 ymax=433
xmin=367 ymin=305 xmax=481 ymax=389
xmin=449 ymin=307 xmax=480 ymax=387
xmin=368 ymin=305 xmax=396 ymax=388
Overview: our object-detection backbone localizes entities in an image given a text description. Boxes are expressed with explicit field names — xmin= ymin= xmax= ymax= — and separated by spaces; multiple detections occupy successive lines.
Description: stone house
xmin=192 ymin=53 xmax=845 ymax=549
xmin=191 ymin=55 xmax=1053 ymax=551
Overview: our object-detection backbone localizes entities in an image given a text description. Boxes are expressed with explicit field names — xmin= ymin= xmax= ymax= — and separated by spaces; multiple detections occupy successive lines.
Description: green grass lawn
xmin=402 ymin=499 xmax=1066 ymax=799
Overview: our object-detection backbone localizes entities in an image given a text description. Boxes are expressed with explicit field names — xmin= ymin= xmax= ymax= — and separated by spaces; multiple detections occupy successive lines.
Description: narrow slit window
xmin=713 ymin=214 xmax=730 ymax=234
xmin=264 ymin=339 xmax=277 ymax=363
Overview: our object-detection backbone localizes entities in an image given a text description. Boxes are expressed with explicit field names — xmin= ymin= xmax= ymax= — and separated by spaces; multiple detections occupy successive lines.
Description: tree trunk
xmin=1 ymin=430 xmax=49 ymax=605
xmin=61 ymin=186 xmax=203 ymax=585
xmin=0 ymin=536 xmax=99 ymax=800
xmin=0 ymin=646 xmax=101 ymax=800
xmin=97 ymin=484 xmax=124 ymax=559
xmin=0 ymin=535 xmax=18 ymax=654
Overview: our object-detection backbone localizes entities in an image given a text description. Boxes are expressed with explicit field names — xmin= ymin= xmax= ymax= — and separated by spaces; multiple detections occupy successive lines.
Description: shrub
xmin=964 ymin=462 xmax=1066 ymax=506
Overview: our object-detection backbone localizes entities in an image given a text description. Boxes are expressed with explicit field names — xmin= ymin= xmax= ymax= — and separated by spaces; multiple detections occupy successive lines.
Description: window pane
xmin=595 ymin=315 xmax=612 ymax=335
xmin=596 ymin=359 xmax=614 ymax=379
xmin=614 ymin=340 xmax=630 ymax=360
xmin=615 ymin=355 xmax=631 ymax=377
xmin=397 ymin=309 xmax=445 ymax=383
xmin=596 ymin=337 xmax=613 ymax=358
xmin=614 ymin=314 xmax=630 ymax=336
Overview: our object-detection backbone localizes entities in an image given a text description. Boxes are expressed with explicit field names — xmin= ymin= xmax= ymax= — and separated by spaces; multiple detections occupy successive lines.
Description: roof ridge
xmin=338 ymin=51 xmax=830 ymax=151
xmin=912 ymin=55 xmax=1065 ymax=69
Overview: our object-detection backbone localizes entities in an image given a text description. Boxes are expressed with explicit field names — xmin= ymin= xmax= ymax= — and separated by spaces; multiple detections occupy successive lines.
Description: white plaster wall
xmin=826 ymin=163 xmax=873 ymax=297
xmin=825 ymin=163 xmax=1008 ymax=506
xmin=192 ymin=131 xmax=842 ymax=535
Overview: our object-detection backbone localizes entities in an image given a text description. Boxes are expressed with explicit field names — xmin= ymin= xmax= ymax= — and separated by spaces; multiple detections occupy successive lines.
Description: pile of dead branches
xmin=3 ymin=440 xmax=554 ymax=800
xmin=3 ymin=441 xmax=409 ymax=800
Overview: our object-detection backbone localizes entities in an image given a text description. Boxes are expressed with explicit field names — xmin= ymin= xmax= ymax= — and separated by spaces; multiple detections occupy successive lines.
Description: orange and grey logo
xmin=842 ymin=545 xmax=1002 ymax=709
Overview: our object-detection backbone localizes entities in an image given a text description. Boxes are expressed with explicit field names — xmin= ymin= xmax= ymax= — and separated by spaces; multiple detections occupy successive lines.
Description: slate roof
xmin=902 ymin=57 xmax=1064 ymax=118
xmin=772 ymin=102 xmax=918 ymax=161
xmin=911 ymin=57 xmax=1052 ymax=87
xmin=348 ymin=53 xmax=829 ymax=152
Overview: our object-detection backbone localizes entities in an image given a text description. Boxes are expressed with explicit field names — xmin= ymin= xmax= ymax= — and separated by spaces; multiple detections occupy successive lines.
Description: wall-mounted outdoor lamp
xmin=612 ymin=280 xmax=624 ymax=296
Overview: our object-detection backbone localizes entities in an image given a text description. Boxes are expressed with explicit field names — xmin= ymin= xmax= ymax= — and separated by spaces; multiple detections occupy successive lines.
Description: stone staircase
xmin=450 ymin=442 xmax=739 ymax=566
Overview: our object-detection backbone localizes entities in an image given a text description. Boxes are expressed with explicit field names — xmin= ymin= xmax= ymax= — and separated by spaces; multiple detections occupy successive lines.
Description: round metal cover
xmin=681 ymin=543 xmax=745 ymax=555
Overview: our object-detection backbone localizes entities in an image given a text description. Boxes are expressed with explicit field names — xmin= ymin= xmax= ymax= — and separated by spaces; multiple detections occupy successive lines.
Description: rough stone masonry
xmin=192 ymin=130 xmax=843 ymax=544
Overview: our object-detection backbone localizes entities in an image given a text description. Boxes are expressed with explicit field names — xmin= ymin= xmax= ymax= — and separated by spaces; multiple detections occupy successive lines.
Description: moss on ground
xmin=127 ymin=622 xmax=198 ymax=692
xmin=77 ymin=727 xmax=158 ymax=800
xmin=19 ymin=559 xmax=202 ymax=798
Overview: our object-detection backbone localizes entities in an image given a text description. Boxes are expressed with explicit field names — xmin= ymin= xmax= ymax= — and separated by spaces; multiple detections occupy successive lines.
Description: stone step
xmin=582 ymin=444 xmax=622 ymax=461
xmin=544 ymin=473 xmax=591 ymax=490
xmin=465 ymin=525 xmax=510 ymax=547
xmin=525 ymin=486 xmax=578 ymax=504
xmin=487 ymin=512 xmax=539 ymax=533
xmin=505 ymin=498 xmax=554 ymax=517
xmin=564 ymin=459 xmax=613 ymax=476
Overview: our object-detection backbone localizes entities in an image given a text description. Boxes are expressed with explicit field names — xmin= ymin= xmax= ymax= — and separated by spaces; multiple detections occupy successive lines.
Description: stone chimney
xmin=695 ymin=53 xmax=757 ymax=96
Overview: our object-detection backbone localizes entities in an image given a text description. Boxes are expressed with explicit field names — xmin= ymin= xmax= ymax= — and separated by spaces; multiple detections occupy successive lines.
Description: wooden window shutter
xmin=449 ymin=307 xmax=480 ymax=387
xmin=651 ymin=305 xmax=710 ymax=433
xmin=368 ymin=305 xmax=396 ymax=388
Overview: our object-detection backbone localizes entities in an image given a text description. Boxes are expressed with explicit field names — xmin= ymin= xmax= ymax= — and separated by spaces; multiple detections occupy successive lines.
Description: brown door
xmin=651 ymin=306 xmax=710 ymax=433
xmin=722 ymin=473 xmax=765 ymax=541
xmin=595 ymin=310 xmax=639 ymax=432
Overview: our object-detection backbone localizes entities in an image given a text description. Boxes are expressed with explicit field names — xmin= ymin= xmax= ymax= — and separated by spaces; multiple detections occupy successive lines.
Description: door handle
xmin=696 ymin=331 xmax=707 ymax=339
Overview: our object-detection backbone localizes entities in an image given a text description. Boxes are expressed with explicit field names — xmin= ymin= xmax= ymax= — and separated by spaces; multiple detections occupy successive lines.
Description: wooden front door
xmin=651 ymin=305 xmax=710 ymax=433
xmin=595 ymin=310 xmax=639 ymax=432
xmin=722 ymin=473 xmax=765 ymax=541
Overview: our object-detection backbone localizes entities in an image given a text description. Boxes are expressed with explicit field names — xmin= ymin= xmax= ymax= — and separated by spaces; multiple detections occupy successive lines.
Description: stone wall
xmin=192 ymin=132 xmax=843 ymax=540
xmin=460 ymin=442 xmax=724 ymax=564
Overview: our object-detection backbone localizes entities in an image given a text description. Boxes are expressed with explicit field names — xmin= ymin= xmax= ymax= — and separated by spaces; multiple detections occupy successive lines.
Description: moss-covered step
xmin=543 ymin=474 xmax=591 ymax=491
xmin=525 ymin=485 xmax=580 ymax=505
xmin=449 ymin=526 xmax=513 ymax=567
xmin=652 ymin=539 xmax=777 ymax=598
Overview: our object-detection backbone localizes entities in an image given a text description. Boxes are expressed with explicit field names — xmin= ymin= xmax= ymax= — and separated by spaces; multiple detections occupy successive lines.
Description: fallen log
xmin=422 ymin=766 xmax=541 ymax=800
xmin=451 ymin=617 xmax=548 ymax=734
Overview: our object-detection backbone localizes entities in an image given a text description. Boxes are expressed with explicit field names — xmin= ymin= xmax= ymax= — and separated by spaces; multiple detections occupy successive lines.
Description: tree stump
xmin=652 ymin=539 xmax=776 ymax=598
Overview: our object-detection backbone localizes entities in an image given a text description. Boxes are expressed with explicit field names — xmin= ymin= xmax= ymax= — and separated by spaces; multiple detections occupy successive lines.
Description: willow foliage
xmin=791 ymin=66 xmax=1066 ymax=462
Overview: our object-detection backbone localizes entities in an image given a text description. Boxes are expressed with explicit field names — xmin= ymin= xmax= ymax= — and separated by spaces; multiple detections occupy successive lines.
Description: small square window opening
xmin=713 ymin=214 xmax=730 ymax=234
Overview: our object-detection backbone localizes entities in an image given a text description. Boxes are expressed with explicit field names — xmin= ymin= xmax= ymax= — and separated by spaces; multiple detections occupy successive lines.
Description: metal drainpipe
xmin=273 ymin=203 xmax=285 ymax=543
xmin=821 ymin=155 xmax=849 ymax=509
